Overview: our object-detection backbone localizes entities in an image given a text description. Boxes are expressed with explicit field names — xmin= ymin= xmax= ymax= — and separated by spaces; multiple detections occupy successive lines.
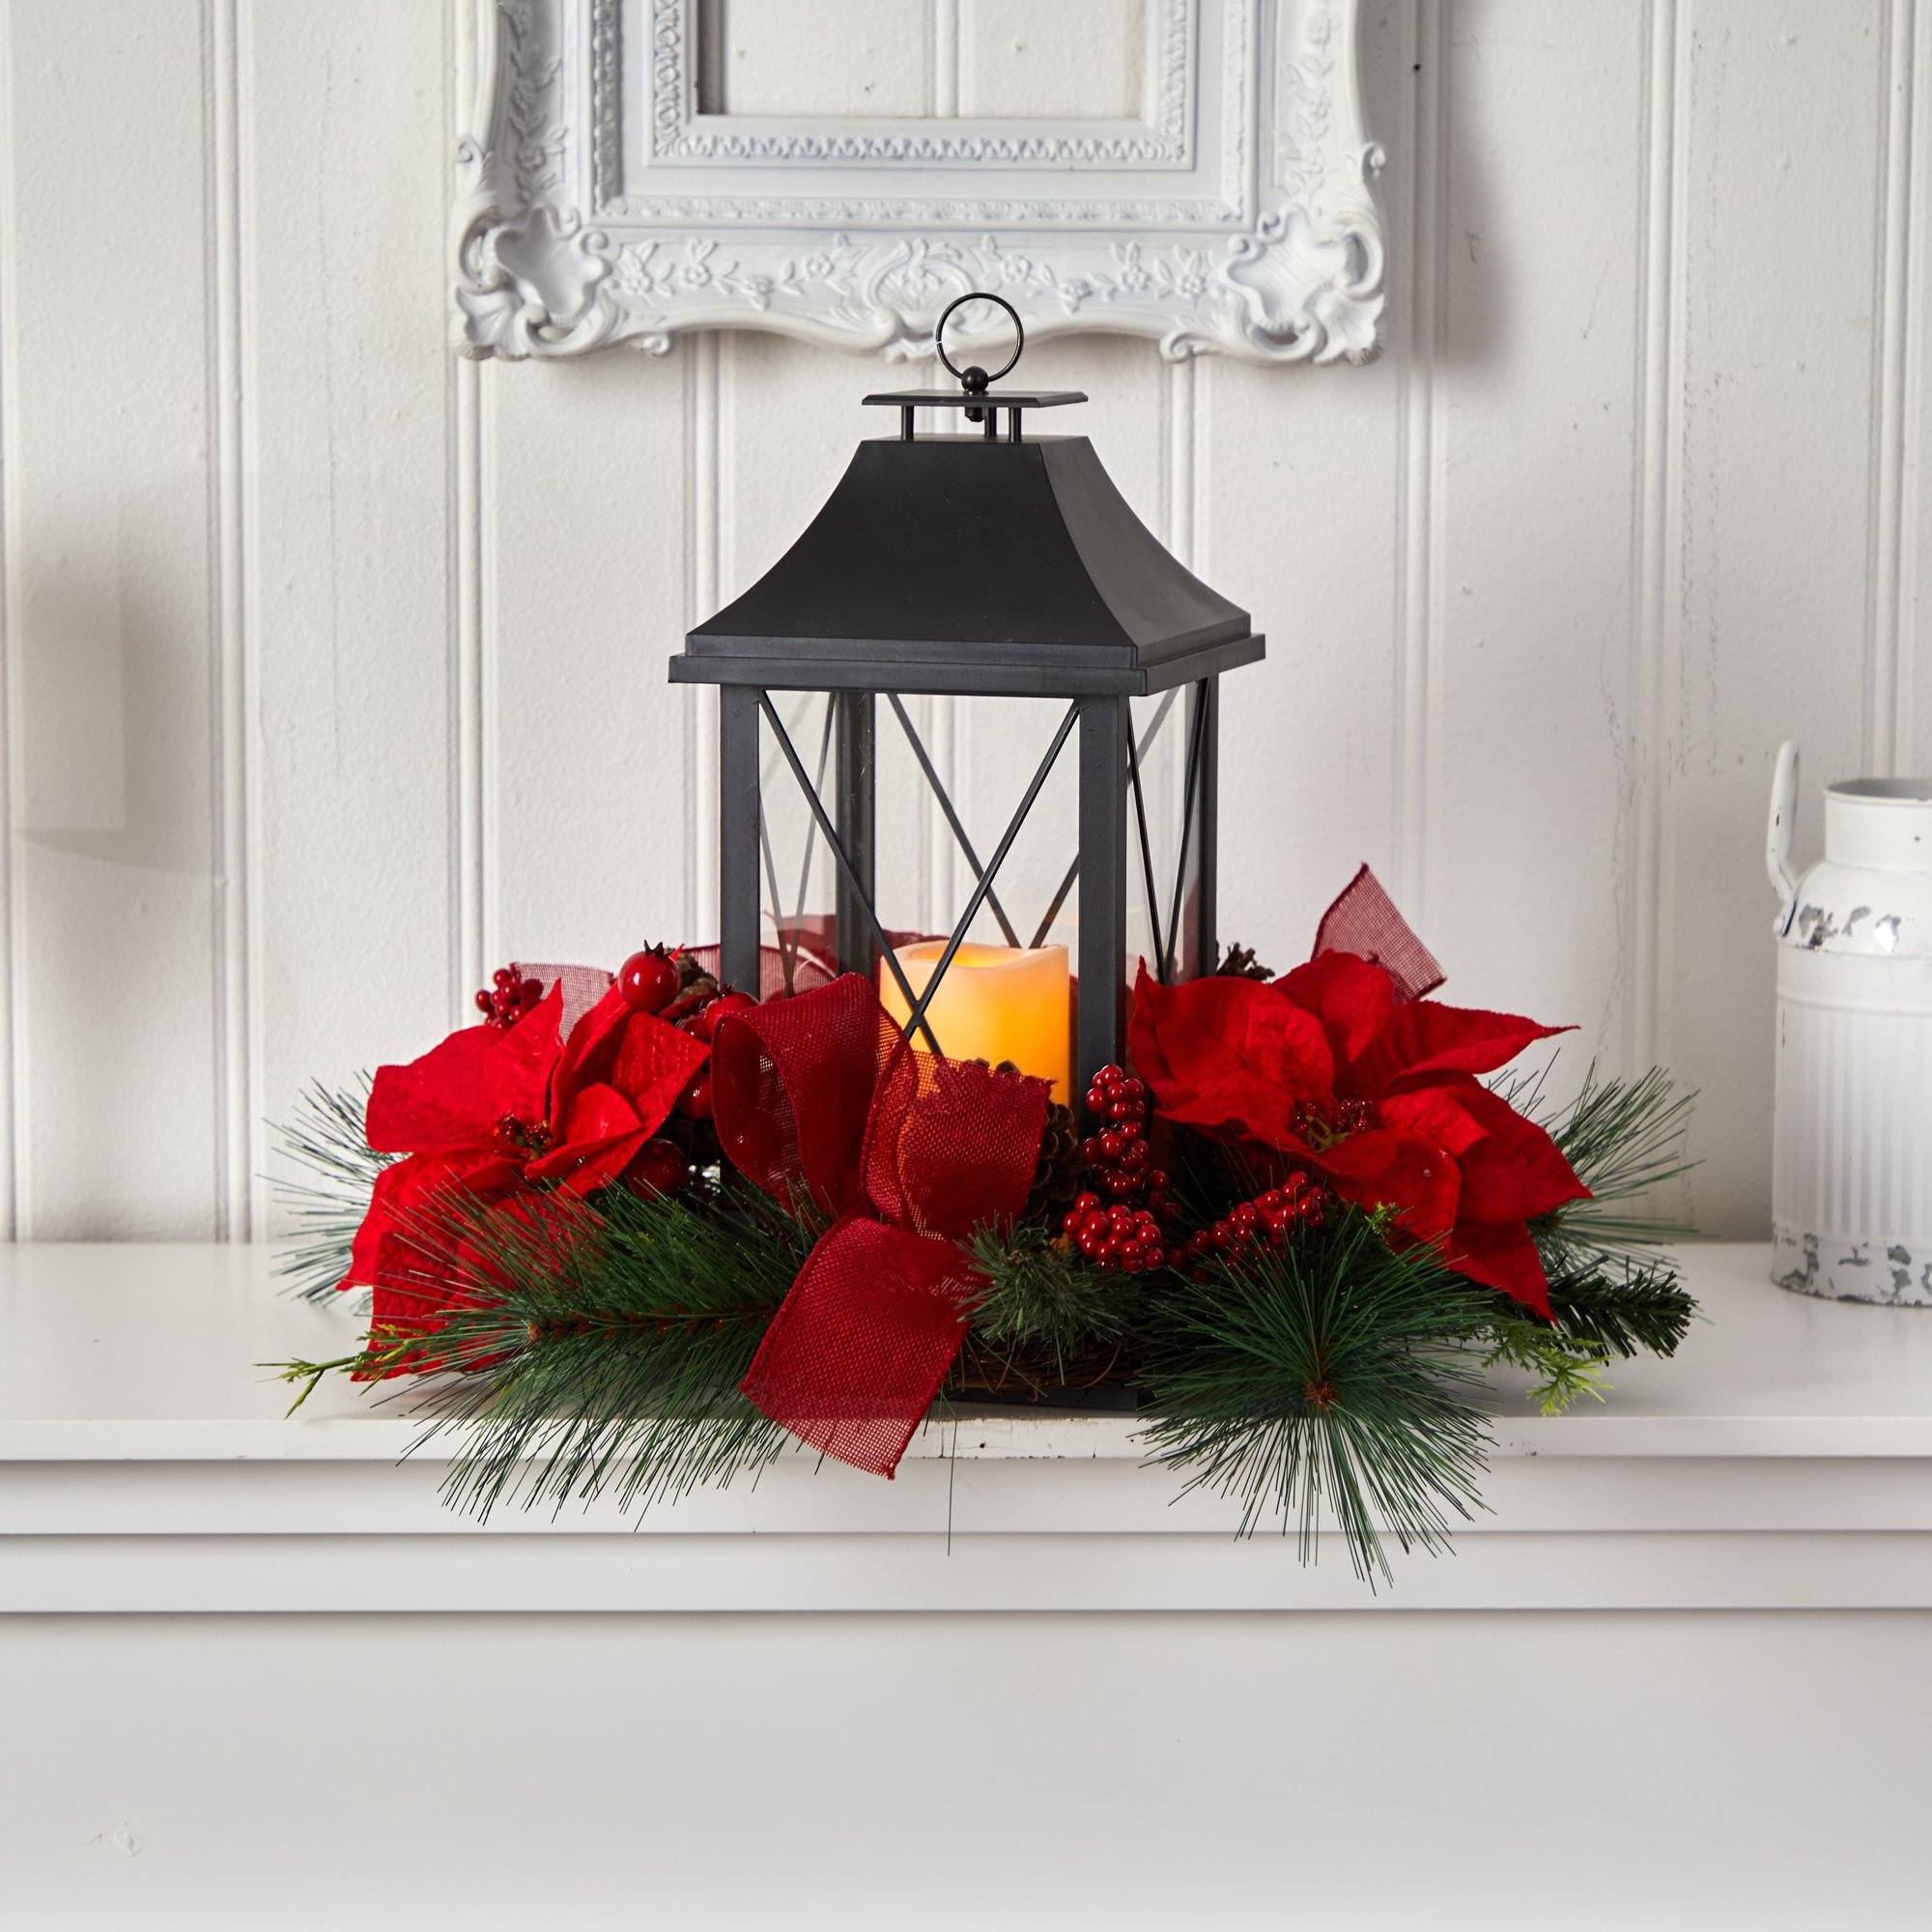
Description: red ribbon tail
xmin=739 ymin=1217 xmax=980 ymax=1479
xmin=1312 ymin=864 xmax=1446 ymax=1002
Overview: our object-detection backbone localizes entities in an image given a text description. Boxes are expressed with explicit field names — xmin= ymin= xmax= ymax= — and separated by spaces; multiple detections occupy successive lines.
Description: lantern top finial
xmin=864 ymin=289 xmax=1086 ymax=442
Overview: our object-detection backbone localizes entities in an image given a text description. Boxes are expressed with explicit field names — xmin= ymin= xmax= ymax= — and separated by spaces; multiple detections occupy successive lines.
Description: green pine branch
xmin=269 ymin=1077 xmax=390 ymax=1301
xmin=1510 ymin=1061 xmax=1697 ymax=1276
xmin=270 ymin=1175 xmax=810 ymax=1521
xmin=963 ymin=1219 xmax=1136 ymax=1379
xmin=1133 ymin=1208 xmax=1496 ymax=1587
xmin=1543 ymin=1257 xmax=1698 ymax=1359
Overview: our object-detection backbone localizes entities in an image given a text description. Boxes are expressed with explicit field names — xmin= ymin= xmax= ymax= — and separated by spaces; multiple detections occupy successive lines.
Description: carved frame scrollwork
xmin=451 ymin=0 xmax=1385 ymax=365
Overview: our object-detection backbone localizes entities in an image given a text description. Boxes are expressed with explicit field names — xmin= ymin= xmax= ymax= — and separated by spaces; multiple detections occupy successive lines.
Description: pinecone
xmin=662 ymin=956 xmax=723 ymax=1023
xmin=1217 ymin=941 xmax=1273 ymax=980
xmin=1026 ymin=1098 xmax=1083 ymax=1219
xmin=957 ymin=1058 xmax=1082 ymax=1220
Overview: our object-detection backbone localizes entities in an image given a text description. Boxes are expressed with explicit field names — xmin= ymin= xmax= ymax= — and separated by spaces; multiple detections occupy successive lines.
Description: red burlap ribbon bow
xmin=711 ymin=974 xmax=1050 ymax=1478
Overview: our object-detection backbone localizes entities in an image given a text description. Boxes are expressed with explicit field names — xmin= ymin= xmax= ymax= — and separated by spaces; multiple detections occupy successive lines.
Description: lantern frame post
xmin=719 ymin=686 xmax=762 ymax=997
xmin=833 ymin=692 xmax=877 ymax=980
xmin=1076 ymin=696 xmax=1129 ymax=1096
xmin=1178 ymin=675 xmax=1219 ymax=983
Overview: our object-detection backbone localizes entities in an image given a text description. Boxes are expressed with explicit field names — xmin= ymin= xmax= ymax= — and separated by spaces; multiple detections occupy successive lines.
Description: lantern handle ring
xmin=934 ymin=292 xmax=1024 ymax=391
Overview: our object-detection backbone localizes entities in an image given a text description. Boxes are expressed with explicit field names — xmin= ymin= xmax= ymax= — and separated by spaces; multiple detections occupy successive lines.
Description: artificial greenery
xmin=275 ymin=1177 xmax=807 ymax=1520
xmin=1134 ymin=1210 xmax=1496 ymax=1584
xmin=1517 ymin=1060 xmax=1697 ymax=1273
xmin=270 ymin=1077 xmax=391 ymax=1301
xmin=270 ymin=1065 xmax=1698 ymax=1578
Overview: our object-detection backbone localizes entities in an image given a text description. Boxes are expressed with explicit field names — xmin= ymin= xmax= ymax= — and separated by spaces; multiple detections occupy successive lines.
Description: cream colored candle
xmin=879 ymin=941 xmax=1071 ymax=1100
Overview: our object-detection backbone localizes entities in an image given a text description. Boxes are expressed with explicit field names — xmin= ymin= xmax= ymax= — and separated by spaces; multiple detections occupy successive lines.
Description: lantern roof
xmin=672 ymin=425 xmax=1264 ymax=699
xmin=671 ymin=296 xmax=1262 ymax=700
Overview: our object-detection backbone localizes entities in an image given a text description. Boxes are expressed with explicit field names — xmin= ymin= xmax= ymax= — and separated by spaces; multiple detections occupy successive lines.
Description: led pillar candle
xmin=880 ymin=941 xmax=1072 ymax=1100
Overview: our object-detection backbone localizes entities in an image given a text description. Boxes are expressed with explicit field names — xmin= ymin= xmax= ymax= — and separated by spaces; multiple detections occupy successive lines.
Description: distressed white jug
xmin=1769 ymin=742 xmax=1932 ymax=1302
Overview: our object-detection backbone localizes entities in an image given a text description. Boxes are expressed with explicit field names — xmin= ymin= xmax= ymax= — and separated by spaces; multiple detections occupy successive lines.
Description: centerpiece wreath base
xmin=275 ymin=869 xmax=1695 ymax=1587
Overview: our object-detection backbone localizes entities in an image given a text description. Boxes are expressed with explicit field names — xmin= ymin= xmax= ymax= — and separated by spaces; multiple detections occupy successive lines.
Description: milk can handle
xmin=1766 ymin=740 xmax=1800 ymax=934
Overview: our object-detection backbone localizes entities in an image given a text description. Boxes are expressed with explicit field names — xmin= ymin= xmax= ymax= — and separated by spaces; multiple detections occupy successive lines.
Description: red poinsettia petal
xmin=531 ymin=1127 xmax=650 ymax=1197
xmin=1437 ymin=1079 xmax=1592 ymax=1224
xmin=544 ymin=1080 xmax=641 ymax=1153
xmin=1377 ymin=1082 xmax=1490 ymax=1158
xmin=608 ymin=1009 xmax=711 ymax=1133
xmin=549 ymin=981 xmax=637 ymax=1111
xmin=1128 ymin=966 xmax=1333 ymax=1148
xmin=1276 ymin=951 xmax=1397 ymax=1070
xmin=454 ymin=1186 xmax=592 ymax=1299
xmin=364 ymin=985 xmax=563 ymax=1155
xmin=1351 ymin=1000 xmax=1575 ymax=1096
xmin=1444 ymin=1217 xmax=1554 ymax=1319
xmin=340 ymin=1150 xmax=527 ymax=1375
xmin=1317 ymin=1126 xmax=1462 ymax=1242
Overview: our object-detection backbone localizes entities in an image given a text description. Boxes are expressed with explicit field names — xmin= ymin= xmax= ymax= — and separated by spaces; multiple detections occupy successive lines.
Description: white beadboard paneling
xmin=0 ymin=0 xmax=18 ymax=1236
xmin=2 ymin=0 xmax=220 ymax=1237
xmin=1905 ymin=0 xmax=1932 ymax=773
xmin=1198 ymin=0 xmax=1410 ymax=974
xmin=1667 ymin=1 xmax=1889 ymax=1235
xmin=487 ymin=355 xmax=694 ymax=971
xmin=243 ymin=0 xmax=458 ymax=1179
xmin=1423 ymin=3 xmax=1650 ymax=1074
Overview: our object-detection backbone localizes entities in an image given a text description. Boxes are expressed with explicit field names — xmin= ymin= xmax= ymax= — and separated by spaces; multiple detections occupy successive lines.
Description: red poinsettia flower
xmin=1129 ymin=952 xmax=1589 ymax=1316
xmin=522 ymin=981 xmax=711 ymax=1193
xmin=343 ymin=980 xmax=710 ymax=1336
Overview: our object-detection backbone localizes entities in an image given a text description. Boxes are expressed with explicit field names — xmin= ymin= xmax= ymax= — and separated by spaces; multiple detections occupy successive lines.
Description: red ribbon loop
xmin=713 ymin=975 xmax=1049 ymax=1478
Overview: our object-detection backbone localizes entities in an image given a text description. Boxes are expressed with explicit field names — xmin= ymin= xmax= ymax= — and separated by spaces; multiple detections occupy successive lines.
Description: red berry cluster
xmin=1060 ymin=1193 xmax=1167 ymax=1273
xmin=474 ymin=965 xmax=544 ymax=1029
xmin=492 ymin=1111 xmax=554 ymax=1159
xmin=1291 ymin=1094 xmax=1374 ymax=1149
xmin=1179 ymin=1173 xmax=1325 ymax=1270
xmin=1078 ymin=1064 xmax=1175 ymax=1221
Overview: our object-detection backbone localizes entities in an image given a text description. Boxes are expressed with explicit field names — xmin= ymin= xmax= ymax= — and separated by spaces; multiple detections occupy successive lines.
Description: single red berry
xmin=618 ymin=947 xmax=682 ymax=1015
xmin=627 ymin=1138 xmax=688 ymax=1199
xmin=674 ymin=1071 xmax=714 ymax=1121
xmin=474 ymin=990 xmax=494 ymax=1016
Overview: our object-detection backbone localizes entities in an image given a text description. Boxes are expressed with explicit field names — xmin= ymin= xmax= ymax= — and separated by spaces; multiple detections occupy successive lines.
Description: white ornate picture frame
xmin=452 ymin=0 xmax=1384 ymax=364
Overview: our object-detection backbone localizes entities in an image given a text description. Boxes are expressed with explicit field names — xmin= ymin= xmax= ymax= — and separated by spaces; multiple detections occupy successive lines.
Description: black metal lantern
xmin=671 ymin=297 xmax=1264 ymax=1098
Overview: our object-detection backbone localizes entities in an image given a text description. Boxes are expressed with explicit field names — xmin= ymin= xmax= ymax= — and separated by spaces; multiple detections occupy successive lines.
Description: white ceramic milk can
xmin=1768 ymin=742 xmax=1932 ymax=1302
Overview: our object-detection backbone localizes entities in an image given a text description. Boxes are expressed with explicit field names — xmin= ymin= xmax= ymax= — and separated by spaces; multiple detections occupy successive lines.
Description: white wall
xmin=0 ymin=0 xmax=1926 ymax=1240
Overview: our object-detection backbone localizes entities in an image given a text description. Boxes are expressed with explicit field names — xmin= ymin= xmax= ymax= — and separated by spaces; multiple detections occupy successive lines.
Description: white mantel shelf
xmin=5 ymin=1241 xmax=1931 ymax=1613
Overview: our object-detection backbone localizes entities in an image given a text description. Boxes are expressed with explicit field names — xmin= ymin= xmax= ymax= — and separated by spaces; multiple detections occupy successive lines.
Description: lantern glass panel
xmin=751 ymin=682 xmax=1204 ymax=1098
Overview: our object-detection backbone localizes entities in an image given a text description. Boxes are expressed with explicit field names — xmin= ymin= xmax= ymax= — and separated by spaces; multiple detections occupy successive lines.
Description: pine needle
xmin=268 ymin=1077 xmax=390 ymax=1300
xmin=1134 ymin=1210 xmax=1495 ymax=1587
xmin=362 ymin=1178 xmax=810 ymax=1522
